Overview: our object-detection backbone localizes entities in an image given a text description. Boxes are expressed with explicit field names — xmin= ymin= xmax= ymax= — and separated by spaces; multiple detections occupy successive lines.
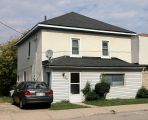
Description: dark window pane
xmin=103 ymin=49 xmax=108 ymax=56
xmin=71 ymin=84 xmax=80 ymax=94
xmin=28 ymin=42 xmax=31 ymax=57
xmin=72 ymin=47 xmax=79 ymax=54
xmin=72 ymin=39 xmax=79 ymax=55
xmin=103 ymin=42 xmax=108 ymax=48
xmin=72 ymin=40 xmax=78 ymax=47
xmin=71 ymin=73 xmax=79 ymax=83
xmin=102 ymin=41 xmax=109 ymax=56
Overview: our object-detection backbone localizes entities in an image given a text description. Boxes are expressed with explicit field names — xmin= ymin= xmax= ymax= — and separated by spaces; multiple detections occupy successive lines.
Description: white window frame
xmin=70 ymin=38 xmax=81 ymax=57
xmin=101 ymin=40 xmax=110 ymax=58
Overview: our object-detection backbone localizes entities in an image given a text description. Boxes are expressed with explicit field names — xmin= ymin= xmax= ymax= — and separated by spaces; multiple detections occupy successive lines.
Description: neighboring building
xmin=16 ymin=12 xmax=144 ymax=103
xmin=139 ymin=34 xmax=148 ymax=88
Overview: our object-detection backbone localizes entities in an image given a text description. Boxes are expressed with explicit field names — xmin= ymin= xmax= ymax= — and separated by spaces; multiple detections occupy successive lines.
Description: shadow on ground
xmin=14 ymin=103 xmax=50 ymax=110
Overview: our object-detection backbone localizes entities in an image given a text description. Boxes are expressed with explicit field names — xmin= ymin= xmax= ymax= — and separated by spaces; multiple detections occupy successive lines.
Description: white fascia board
xmin=38 ymin=24 xmax=137 ymax=36
xmin=16 ymin=25 xmax=38 ymax=45
xmin=16 ymin=23 xmax=137 ymax=45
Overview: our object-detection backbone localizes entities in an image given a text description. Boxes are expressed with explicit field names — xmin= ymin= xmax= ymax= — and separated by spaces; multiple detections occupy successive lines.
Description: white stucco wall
xmin=139 ymin=36 xmax=148 ymax=64
xmin=51 ymin=71 xmax=142 ymax=103
xmin=17 ymin=31 xmax=42 ymax=82
xmin=42 ymin=30 xmax=132 ymax=63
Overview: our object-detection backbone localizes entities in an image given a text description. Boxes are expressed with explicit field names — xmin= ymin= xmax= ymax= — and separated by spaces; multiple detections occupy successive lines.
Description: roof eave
xmin=43 ymin=65 xmax=144 ymax=70
xmin=16 ymin=23 xmax=137 ymax=46
xmin=38 ymin=24 xmax=137 ymax=36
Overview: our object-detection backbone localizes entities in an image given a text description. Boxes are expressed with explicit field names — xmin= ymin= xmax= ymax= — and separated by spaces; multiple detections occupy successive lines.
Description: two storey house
xmin=16 ymin=12 xmax=144 ymax=102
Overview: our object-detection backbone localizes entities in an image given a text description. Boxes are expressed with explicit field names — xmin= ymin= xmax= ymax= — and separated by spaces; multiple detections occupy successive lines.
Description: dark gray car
xmin=12 ymin=81 xmax=53 ymax=109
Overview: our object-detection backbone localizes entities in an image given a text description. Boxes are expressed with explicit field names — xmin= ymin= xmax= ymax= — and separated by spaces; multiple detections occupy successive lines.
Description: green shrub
xmin=85 ymin=91 xmax=98 ymax=101
xmin=95 ymin=81 xmax=110 ymax=99
xmin=136 ymin=87 xmax=148 ymax=98
xmin=82 ymin=81 xmax=91 ymax=95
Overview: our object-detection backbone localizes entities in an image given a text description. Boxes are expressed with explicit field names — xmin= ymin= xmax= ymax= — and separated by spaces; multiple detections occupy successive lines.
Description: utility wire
xmin=0 ymin=21 xmax=23 ymax=35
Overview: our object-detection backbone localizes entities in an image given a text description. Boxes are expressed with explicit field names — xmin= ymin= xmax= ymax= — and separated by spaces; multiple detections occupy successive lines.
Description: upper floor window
xmin=72 ymin=38 xmax=80 ymax=56
xmin=102 ymin=41 xmax=109 ymax=57
xmin=28 ymin=42 xmax=31 ymax=58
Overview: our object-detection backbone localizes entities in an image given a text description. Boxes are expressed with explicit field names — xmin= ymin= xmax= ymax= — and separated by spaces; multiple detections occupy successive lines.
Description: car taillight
xmin=48 ymin=90 xmax=53 ymax=95
xmin=24 ymin=90 xmax=31 ymax=96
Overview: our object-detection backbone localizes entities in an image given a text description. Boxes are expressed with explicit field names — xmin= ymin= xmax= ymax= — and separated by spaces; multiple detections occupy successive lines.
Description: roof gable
xmin=40 ymin=12 xmax=135 ymax=34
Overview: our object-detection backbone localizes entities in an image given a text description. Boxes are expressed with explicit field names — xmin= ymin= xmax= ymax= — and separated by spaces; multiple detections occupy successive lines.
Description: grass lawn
xmin=50 ymin=102 xmax=88 ymax=110
xmin=0 ymin=97 xmax=12 ymax=103
xmin=84 ymin=99 xmax=148 ymax=106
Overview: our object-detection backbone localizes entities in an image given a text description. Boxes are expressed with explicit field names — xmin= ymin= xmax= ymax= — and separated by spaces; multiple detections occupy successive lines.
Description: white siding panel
xmin=107 ymin=72 xmax=142 ymax=99
xmin=52 ymin=72 xmax=69 ymax=102
xmin=52 ymin=71 xmax=142 ymax=102
xmin=81 ymin=72 xmax=142 ymax=100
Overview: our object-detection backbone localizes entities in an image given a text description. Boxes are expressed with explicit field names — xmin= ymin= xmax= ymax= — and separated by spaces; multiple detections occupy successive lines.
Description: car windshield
xmin=26 ymin=82 xmax=48 ymax=89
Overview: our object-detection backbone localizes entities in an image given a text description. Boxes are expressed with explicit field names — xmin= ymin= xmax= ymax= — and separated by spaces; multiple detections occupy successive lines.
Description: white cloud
xmin=0 ymin=0 xmax=148 ymax=43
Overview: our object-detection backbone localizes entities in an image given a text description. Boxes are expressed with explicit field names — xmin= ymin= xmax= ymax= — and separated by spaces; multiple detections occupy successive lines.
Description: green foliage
xmin=95 ymin=81 xmax=110 ymax=99
xmin=0 ymin=39 xmax=18 ymax=96
xmin=85 ymin=91 xmax=98 ymax=101
xmin=136 ymin=87 xmax=148 ymax=98
xmin=81 ymin=81 xmax=91 ymax=95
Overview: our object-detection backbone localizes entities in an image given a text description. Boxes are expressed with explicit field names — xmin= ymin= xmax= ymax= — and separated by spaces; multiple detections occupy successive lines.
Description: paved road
xmin=71 ymin=111 xmax=148 ymax=120
xmin=0 ymin=103 xmax=148 ymax=120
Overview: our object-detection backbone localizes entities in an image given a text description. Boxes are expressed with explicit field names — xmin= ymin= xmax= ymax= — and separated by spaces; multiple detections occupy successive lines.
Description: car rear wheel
xmin=47 ymin=103 xmax=51 ymax=108
xmin=19 ymin=99 xmax=25 ymax=109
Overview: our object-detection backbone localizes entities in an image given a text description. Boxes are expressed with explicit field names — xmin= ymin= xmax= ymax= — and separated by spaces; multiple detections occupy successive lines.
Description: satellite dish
xmin=45 ymin=50 xmax=53 ymax=62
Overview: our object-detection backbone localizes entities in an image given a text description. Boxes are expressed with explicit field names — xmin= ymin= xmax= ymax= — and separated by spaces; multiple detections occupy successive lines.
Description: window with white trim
xmin=102 ymin=74 xmax=124 ymax=86
xmin=72 ymin=38 xmax=79 ymax=55
xmin=102 ymin=41 xmax=109 ymax=57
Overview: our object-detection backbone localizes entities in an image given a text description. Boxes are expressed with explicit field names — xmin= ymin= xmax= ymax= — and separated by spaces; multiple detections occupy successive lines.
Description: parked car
xmin=12 ymin=81 xmax=53 ymax=108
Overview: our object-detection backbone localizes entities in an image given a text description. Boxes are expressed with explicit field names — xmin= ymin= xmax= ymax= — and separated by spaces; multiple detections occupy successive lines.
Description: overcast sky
xmin=0 ymin=0 xmax=148 ymax=43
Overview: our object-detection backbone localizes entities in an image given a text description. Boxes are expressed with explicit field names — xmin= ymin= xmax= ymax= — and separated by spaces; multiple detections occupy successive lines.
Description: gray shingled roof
xmin=40 ymin=12 xmax=135 ymax=34
xmin=42 ymin=56 xmax=143 ymax=70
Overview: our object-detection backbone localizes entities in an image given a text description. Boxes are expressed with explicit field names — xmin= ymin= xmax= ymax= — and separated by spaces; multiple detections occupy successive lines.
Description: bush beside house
xmin=82 ymin=80 xmax=111 ymax=101
xmin=136 ymin=87 xmax=148 ymax=98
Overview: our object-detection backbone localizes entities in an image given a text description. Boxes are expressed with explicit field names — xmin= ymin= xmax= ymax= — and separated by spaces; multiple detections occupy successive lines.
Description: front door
xmin=69 ymin=73 xmax=81 ymax=103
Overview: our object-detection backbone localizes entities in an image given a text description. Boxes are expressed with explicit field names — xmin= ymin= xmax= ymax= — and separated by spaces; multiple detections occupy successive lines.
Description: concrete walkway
xmin=0 ymin=103 xmax=148 ymax=120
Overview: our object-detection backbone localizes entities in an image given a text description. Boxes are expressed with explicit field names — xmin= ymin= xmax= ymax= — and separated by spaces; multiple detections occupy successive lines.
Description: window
xmin=102 ymin=41 xmax=109 ymax=57
xmin=70 ymin=73 xmax=80 ymax=94
xmin=28 ymin=42 xmax=31 ymax=58
xmin=102 ymin=74 xmax=124 ymax=86
xmin=24 ymin=71 xmax=26 ymax=81
xmin=72 ymin=38 xmax=79 ymax=55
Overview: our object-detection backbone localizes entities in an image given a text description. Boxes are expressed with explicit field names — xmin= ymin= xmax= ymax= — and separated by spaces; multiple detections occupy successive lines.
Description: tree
xmin=0 ymin=38 xmax=18 ymax=96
